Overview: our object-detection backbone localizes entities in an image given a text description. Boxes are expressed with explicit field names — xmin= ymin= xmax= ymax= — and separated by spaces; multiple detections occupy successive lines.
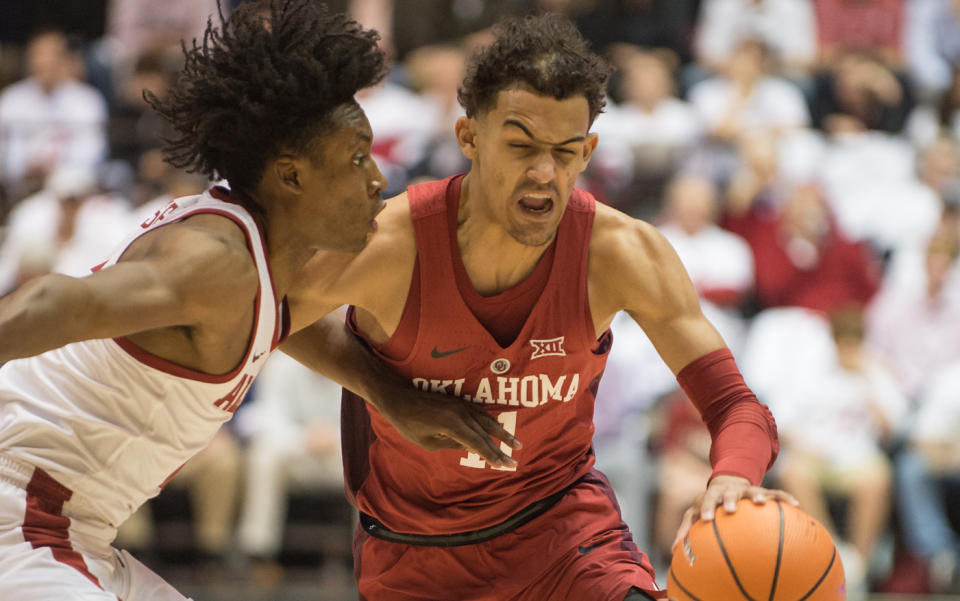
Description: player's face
xmin=459 ymin=88 xmax=597 ymax=247
xmin=303 ymin=103 xmax=387 ymax=252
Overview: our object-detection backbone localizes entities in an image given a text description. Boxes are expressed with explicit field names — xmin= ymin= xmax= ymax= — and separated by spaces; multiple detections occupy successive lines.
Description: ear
xmin=581 ymin=132 xmax=599 ymax=165
xmin=271 ymin=155 xmax=302 ymax=193
xmin=455 ymin=116 xmax=479 ymax=160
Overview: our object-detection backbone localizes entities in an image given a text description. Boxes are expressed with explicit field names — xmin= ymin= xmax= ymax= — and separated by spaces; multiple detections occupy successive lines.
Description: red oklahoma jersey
xmin=342 ymin=174 xmax=613 ymax=535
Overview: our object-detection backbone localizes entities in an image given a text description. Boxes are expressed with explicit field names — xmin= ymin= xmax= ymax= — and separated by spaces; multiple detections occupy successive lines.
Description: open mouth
xmin=518 ymin=194 xmax=554 ymax=216
xmin=369 ymin=200 xmax=386 ymax=231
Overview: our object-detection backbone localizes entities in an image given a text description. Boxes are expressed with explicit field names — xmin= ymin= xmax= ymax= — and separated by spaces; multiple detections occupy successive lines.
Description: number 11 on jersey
xmin=460 ymin=411 xmax=518 ymax=472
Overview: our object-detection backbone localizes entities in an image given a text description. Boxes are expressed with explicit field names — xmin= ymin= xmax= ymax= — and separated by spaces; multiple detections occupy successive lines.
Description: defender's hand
xmin=371 ymin=381 xmax=522 ymax=468
xmin=671 ymin=475 xmax=798 ymax=550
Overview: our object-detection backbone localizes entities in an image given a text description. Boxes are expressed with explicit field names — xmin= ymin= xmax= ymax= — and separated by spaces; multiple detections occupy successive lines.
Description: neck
xmin=249 ymin=192 xmax=316 ymax=300
xmin=457 ymin=173 xmax=551 ymax=295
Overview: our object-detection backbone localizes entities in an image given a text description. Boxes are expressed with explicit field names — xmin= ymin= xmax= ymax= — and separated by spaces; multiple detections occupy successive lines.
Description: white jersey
xmin=0 ymin=187 xmax=285 ymax=529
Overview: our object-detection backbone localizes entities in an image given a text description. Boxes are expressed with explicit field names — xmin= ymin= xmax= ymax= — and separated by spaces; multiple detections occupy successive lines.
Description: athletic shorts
xmin=354 ymin=469 xmax=664 ymax=601
xmin=0 ymin=456 xmax=190 ymax=601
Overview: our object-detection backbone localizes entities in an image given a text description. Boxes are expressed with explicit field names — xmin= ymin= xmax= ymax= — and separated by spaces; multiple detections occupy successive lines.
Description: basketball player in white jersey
xmin=0 ymin=2 xmax=517 ymax=600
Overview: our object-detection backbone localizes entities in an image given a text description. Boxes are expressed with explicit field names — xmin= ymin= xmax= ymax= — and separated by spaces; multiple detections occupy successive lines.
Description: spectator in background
xmin=354 ymin=78 xmax=434 ymax=197
xmin=814 ymin=0 xmax=905 ymax=68
xmin=551 ymin=0 xmax=697 ymax=62
xmin=105 ymin=0 xmax=219 ymax=68
xmin=868 ymin=219 xmax=960 ymax=401
xmin=811 ymin=53 xmax=914 ymax=135
xmin=0 ymin=29 xmax=107 ymax=197
xmin=236 ymin=352 xmax=346 ymax=587
xmin=402 ymin=43 xmax=470 ymax=181
xmin=813 ymin=133 xmax=944 ymax=259
xmin=658 ymin=174 xmax=754 ymax=349
xmin=688 ymin=38 xmax=810 ymax=145
xmin=773 ymin=308 xmax=908 ymax=592
xmin=107 ymin=52 xmax=174 ymax=170
xmin=0 ymin=165 xmax=129 ymax=295
xmin=905 ymin=0 xmax=960 ymax=101
xmin=896 ymin=359 xmax=960 ymax=594
xmin=593 ymin=48 xmax=702 ymax=218
xmin=725 ymin=183 xmax=882 ymax=313
xmin=917 ymin=137 xmax=960 ymax=201
xmin=127 ymin=149 xmax=208 ymax=217
xmin=723 ymin=130 xmax=789 ymax=217
xmin=694 ymin=0 xmax=818 ymax=78
xmin=379 ymin=0 xmax=523 ymax=61
xmin=907 ymin=66 xmax=960 ymax=148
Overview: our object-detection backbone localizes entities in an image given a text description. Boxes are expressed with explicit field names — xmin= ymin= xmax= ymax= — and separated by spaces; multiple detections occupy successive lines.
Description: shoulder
xmin=589 ymin=203 xmax=687 ymax=314
xmin=62 ymin=81 xmax=108 ymax=110
xmin=591 ymin=202 xmax=675 ymax=269
xmin=760 ymin=77 xmax=806 ymax=100
xmin=123 ymin=213 xmax=259 ymax=300
xmin=705 ymin=224 xmax=753 ymax=252
xmin=0 ymin=80 xmax=34 ymax=110
xmin=689 ymin=77 xmax=727 ymax=99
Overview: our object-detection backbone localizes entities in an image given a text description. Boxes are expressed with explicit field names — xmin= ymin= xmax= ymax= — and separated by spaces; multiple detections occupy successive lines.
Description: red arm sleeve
xmin=676 ymin=348 xmax=779 ymax=485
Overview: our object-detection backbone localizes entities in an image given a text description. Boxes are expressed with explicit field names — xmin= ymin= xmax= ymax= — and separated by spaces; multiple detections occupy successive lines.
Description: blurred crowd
xmin=1 ymin=0 xmax=959 ymax=597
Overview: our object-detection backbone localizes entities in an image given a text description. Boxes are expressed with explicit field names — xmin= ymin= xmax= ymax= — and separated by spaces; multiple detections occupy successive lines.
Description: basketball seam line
xmin=794 ymin=546 xmax=837 ymax=601
xmin=768 ymin=501 xmax=784 ymax=601
xmin=713 ymin=518 xmax=760 ymax=601
xmin=669 ymin=567 xmax=706 ymax=601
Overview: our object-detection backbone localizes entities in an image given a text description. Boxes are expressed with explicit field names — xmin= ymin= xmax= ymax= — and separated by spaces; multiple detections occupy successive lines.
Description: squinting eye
xmin=353 ymin=155 xmax=366 ymax=166
xmin=556 ymin=148 xmax=576 ymax=156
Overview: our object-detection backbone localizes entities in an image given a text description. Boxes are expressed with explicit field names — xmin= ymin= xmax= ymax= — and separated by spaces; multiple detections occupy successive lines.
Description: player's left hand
xmin=671 ymin=475 xmax=799 ymax=550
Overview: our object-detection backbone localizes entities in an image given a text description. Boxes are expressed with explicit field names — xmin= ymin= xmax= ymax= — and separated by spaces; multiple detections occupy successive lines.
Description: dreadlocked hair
xmin=457 ymin=13 xmax=611 ymax=125
xmin=146 ymin=0 xmax=386 ymax=199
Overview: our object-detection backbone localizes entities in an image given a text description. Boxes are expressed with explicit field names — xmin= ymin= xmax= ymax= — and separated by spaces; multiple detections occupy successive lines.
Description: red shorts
xmin=353 ymin=469 xmax=663 ymax=601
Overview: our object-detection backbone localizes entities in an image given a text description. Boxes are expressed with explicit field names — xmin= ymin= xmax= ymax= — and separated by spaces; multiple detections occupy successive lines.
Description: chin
xmin=348 ymin=232 xmax=374 ymax=252
xmin=510 ymin=228 xmax=556 ymax=247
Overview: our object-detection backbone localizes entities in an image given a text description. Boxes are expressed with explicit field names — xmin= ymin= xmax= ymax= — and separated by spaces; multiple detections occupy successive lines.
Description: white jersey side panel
xmin=0 ymin=190 xmax=280 ymax=528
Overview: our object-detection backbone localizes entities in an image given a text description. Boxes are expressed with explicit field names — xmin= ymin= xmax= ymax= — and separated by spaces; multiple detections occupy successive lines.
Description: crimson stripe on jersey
xmin=22 ymin=468 xmax=104 ymax=590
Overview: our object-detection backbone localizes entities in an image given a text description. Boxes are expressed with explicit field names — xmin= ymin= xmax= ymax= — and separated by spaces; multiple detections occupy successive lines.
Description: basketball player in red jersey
xmin=285 ymin=14 xmax=796 ymax=601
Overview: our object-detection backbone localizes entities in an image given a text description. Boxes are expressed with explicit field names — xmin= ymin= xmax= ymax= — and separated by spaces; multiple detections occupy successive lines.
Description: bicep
xmin=68 ymin=260 xmax=199 ymax=339
xmin=63 ymin=230 xmax=255 ymax=341
xmin=606 ymin=220 xmax=727 ymax=374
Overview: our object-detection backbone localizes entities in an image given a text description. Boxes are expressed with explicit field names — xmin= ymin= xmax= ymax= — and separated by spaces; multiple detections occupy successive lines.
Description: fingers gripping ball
xmin=667 ymin=499 xmax=846 ymax=601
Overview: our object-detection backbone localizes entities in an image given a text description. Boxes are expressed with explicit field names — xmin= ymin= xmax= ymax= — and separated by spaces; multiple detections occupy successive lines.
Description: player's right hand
xmin=371 ymin=383 xmax=522 ymax=468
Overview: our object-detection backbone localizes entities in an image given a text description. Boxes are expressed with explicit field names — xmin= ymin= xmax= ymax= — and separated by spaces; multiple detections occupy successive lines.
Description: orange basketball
xmin=667 ymin=499 xmax=846 ymax=601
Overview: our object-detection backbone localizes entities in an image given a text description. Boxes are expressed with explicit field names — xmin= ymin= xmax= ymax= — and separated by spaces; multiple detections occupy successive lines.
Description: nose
xmin=369 ymin=162 xmax=388 ymax=194
xmin=527 ymin=154 xmax=556 ymax=185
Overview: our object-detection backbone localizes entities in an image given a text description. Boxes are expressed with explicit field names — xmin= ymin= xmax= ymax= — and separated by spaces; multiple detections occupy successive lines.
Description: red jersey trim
xmin=210 ymin=186 xmax=287 ymax=348
xmin=569 ymin=190 xmax=605 ymax=351
xmin=22 ymin=468 xmax=104 ymax=591
xmin=271 ymin=298 xmax=292 ymax=350
xmin=112 ymin=206 xmax=264 ymax=384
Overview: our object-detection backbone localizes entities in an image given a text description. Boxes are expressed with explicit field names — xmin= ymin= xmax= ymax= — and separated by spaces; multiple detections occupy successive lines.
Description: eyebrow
xmin=503 ymin=119 xmax=585 ymax=146
xmin=356 ymin=132 xmax=372 ymax=143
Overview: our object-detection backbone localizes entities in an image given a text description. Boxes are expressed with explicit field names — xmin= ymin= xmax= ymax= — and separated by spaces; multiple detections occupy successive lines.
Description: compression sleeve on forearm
xmin=676 ymin=348 xmax=779 ymax=485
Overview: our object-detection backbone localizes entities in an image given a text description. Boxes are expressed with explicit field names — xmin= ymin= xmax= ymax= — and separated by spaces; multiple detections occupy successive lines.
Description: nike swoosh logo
xmin=431 ymin=346 xmax=469 ymax=358
xmin=252 ymin=351 xmax=266 ymax=362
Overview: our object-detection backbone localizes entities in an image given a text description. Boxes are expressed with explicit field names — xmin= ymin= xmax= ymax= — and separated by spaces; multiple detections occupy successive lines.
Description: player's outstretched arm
xmin=281 ymin=314 xmax=521 ymax=468
xmin=590 ymin=208 xmax=792 ymax=544
xmin=0 ymin=221 xmax=256 ymax=363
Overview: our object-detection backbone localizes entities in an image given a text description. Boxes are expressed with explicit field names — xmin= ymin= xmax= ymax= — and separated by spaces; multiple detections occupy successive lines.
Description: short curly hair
xmin=146 ymin=0 xmax=386 ymax=200
xmin=458 ymin=14 xmax=611 ymax=125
